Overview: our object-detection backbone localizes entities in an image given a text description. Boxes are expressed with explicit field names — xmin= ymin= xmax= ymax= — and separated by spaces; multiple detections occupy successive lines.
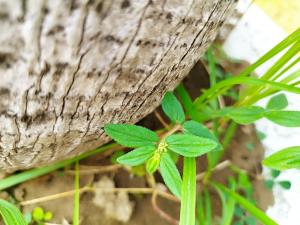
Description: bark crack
xmin=59 ymin=50 xmax=88 ymax=117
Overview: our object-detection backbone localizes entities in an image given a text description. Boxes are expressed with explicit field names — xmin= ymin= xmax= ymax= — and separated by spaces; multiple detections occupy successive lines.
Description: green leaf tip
xmin=0 ymin=199 xmax=27 ymax=225
xmin=117 ymin=146 xmax=155 ymax=166
xmin=166 ymin=134 xmax=218 ymax=157
xmin=263 ymin=146 xmax=300 ymax=170
xmin=160 ymin=153 xmax=182 ymax=198
xmin=162 ymin=92 xmax=185 ymax=124
xmin=267 ymin=93 xmax=288 ymax=110
xmin=264 ymin=110 xmax=300 ymax=127
xmin=104 ymin=123 xmax=159 ymax=147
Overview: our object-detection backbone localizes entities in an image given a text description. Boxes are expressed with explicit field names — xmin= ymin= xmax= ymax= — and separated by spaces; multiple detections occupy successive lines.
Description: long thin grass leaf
xmin=0 ymin=199 xmax=27 ymax=225
xmin=238 ymin=28 xmax=300 ymax=78
xmin=194 ymin=76 xmax=300 ymax=107
xmin=213 ymin=183 xmax=278 ymax=225
xmin=73 ymin=161 xmax=80 ymax=225
xmin=0 ymin=143 xmax=118 ymax=190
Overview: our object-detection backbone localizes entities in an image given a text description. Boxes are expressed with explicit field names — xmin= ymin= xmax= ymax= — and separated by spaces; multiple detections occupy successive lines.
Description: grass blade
xmin=204 ymin=189 xmax=212 ymax=225
xmin=73 ymin=161 xmax=80 ymax=225
xmin=0 ymin=199 xmax=27 ymax=225
xmin=180 ymin=157 xmax=196 ymax=225
xmin=194 ymin=76 xmax=300 ymax=106
xmin=0 ymin=143 xmax=118 ymax=190
xmin=212 ymin=179 xmax=236 ymax=225
xmin=238 ymin=28 xmax=300 ymax=78
xmin=213 ymin=183 xmax=278 ymax=225
xmin=196 ymin=192 xmax=206 ymax=225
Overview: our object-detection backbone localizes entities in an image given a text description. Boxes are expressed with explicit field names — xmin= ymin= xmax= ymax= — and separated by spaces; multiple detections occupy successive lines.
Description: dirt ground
xmin=1 ymin=59 xmax=273 ymax=225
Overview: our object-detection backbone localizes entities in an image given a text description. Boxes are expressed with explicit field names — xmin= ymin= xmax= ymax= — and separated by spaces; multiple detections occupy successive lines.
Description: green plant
xmin=0 ymin=28 xmax=299 ymax=225
xmin=105 ymin=28 xmax=300 ymax=225
xmin=31 ymin=207 xmax=53 ymax=225
xmin=264 ymin=169 xmax=291 ymax=190
xmin=105 ymin=92 xmax=220 ymax=224
xmin=0 ymin=199 xmax=27 ymax=225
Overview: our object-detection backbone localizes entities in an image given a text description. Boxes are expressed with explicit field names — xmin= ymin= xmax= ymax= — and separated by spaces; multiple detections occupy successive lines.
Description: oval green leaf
xmin=278 ymin=181 xmax=291 ymax=190
xmin=227 ymin=106 xmax=265 ymax=125
xmin=183 ymin=120 xmax=222 ymax=151
xmin=166 ymin=134 xmax=218 ymax=157
xmin=264 ymin=110 xmax=300 ymax=127
xmin=162 ymin=92 xmax=185 ymax=124
xmin=266 ymin=93 xmax=288 ymax=110
xmin=263 ymin=146 xmax=300 ymax=170
xmin=159 ymin=153 xmax=182 ymax=199
xmin=104 ymin=124 xmax=159 ymax=147
xmin=117 ymin=146 xmax=155 ymax=166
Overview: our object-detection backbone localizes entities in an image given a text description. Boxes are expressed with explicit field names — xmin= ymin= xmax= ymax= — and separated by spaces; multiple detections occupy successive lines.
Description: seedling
xmin=105 ymin=91 xmax=220 ymax=224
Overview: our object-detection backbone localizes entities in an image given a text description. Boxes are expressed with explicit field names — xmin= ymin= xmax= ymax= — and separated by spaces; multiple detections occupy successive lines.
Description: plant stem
xmin=73 ymin=161 xmax=80 ymax=225
xmin=180 ymin=157 xmax=196 ymax=225
xmin=20 ymin=187 xmax=179 ymax=206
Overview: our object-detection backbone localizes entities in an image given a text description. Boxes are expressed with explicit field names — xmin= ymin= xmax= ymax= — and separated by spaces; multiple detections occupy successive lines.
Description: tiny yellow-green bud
xmin=146 ymin=156 xmax=160 ymax=174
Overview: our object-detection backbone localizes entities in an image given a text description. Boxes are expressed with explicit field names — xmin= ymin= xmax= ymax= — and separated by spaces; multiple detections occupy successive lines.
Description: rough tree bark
xmin=0 ymin=0 xmax=235 ymax=171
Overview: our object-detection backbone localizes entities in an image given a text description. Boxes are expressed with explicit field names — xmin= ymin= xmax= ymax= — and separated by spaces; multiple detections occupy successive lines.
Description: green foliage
xmin=162 ymin=92 xmax=185 ymax=124
xmin=32 ymin=207 xmax=44 ymax=221
xmin=256 ymin=130 xmax=267 ymax=141
xmin=264 ymin=180 xmax=274 ymax=190
xmin=3 ymin=28 xmax=300 ymax=225
xmin=267 ymin=93 xmax=288 ymax=110
xmin=166 ymin=134 xmax=218 ymax=157
xmin=263 ymin=146 xmax=300 ymax=170
xmin=24 ymin=213 xmax=32 ymax=224
xmin=180 ymin=157 xmax=196 ymax=225
xmin=278 ymin=181 xmax=292 ymax=190
xmin=214 ymin=183 xmax=278 ymax=225
xmin=271 ymin=169 xmax=281 ymax=178
xmin=227 ymin=106 xmax=265 ymax=125
xmin=145 ymin=156 xmax=160 ymax=174
xmin=159 ymin=153 xmax=182 ymax=198
xmin=117 ymin=146 xmax=155 ymax=166
xmin=0 ymin=143 xmax=117 ymax=190
xmin=183 ymin=120 xmax=223 ymax=152
xmin=265 ymin=169 xmax=291 ymax=190
xmin=0 ymin=199 xmax=27 ymax=225
xmin=213 ymin=179 xmax=236 ymax=225
xmin=32 ymin=207 xmax=53 ymax=224
xmin=264 ymin=110 xmax=300 ymax=127
xmin=43 ymin=212 xmax=53 ymax=221
xmin=110 ymin=150 xmax=125 ymax=164
xmin=183 ymin=120 xmax=215 ymax=140
xmin=104 ymin=124 xmax=159 ymax=147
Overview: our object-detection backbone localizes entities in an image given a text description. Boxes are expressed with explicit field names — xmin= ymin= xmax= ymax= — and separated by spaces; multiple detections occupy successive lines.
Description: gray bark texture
xmin=0 ymin=0 xmax=235 ymax=171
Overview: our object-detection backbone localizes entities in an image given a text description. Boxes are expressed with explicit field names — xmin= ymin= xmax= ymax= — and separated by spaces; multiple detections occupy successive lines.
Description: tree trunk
xmin=0 ymin=0 xmax=235 ymax=171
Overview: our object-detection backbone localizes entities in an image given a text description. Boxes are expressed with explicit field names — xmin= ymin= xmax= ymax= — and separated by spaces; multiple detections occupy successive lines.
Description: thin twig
xmin=160 ymin=124 xmax=182 ymax=141
xmin=154 ymin=111 xmax=170 ymax=128
xmin=196 ymin=160 xmax=231 ymax=181
xmin=151 ymin=191 xmax=179 ymax=225
xmin=20 ymin=186 xmax=179 ymax=206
